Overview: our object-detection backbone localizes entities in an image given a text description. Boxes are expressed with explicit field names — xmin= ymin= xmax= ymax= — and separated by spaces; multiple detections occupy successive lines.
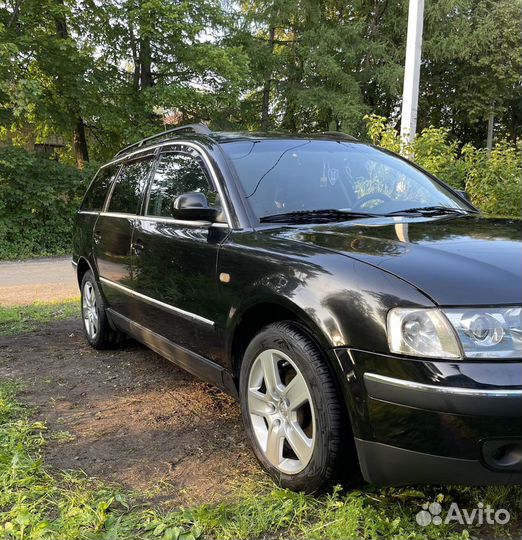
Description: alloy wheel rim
xmin=82 ymin=281 xmax=99 ymax=339
xmin=247 ymin=349 xmax=315 ymax=474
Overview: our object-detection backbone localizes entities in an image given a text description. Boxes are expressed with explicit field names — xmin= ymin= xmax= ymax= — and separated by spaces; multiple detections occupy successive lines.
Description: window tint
xmin=146 ymin=152 xmax=215 ymax=218
xmin=107 ymin=159 xmax=153 ymax=214
xmin=81 ymin=164 xmax=119 ymax=211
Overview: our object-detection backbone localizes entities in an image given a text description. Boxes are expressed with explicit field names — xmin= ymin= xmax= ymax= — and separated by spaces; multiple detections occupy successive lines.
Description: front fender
xmin=218 ymin=231 xmax=434 ymax=356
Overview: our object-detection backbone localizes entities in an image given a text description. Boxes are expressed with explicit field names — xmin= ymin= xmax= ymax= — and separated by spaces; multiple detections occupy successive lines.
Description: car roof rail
xmin=114 ymin=123 xmax=212 ymax=157
xmin=321 ymin=131 xmax=357 ymax=141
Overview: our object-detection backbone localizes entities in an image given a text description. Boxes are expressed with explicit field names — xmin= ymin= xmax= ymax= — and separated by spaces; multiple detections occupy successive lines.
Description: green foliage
xmin=0 ymin=379 xmax=520 ymax=539
xmin=421 ymin=0 xmax=522 ymax=144
xmin=2 ymin=0 xmax=521 ymax=158
xmin=0 ymin=298 xmax=79 ymax=336
xmin=0 ymin=0 xmax=250 ymax=163
xmin=0 ymin=1 xmax=521 ymax=258
xmin=0 ymin=147 xmax=94 ymax=259
xmin=233 ymin=0 xmax=522 ymax=143
xmin=364 ymin=114 xmax=522 ymax=217
xmin=463 ymin=142 xmax=522 ymax=218
xmin=233 ymin=0 xmax=404 ymax=134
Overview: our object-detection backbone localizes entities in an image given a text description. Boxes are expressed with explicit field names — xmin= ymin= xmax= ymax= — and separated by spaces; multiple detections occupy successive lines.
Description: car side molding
xmin=100 ymin=277 xmax=214 ymax=327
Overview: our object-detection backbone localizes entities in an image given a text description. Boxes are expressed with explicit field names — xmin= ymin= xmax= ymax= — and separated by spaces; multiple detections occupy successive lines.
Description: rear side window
xmin=81 ymin=164 xmax=119 ymax=211
xmin=107 ymin=158 xmax=153 ymax=214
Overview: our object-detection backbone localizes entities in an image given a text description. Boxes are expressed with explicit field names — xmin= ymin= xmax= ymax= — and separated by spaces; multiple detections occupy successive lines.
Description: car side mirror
xmin=456 ymin=189 xmax=471 ymax=202
xmin=171 ymin=192 xmax=219 ymax=223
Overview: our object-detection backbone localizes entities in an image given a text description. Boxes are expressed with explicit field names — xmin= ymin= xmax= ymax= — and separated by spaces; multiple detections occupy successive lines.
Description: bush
xmin=462 ymin=142 xmax=522 ymax=217
xmin=0 ymin=148 xmax=96 ymax=259
xmin=364 ymin=114 xmax=521 ymax=217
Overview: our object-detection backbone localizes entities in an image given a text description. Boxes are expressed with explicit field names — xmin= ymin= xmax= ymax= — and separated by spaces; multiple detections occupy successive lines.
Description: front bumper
xmin=333 ymin=349 xmax=522 ymax=486
xmin=354 ymin=438 xmax=521 ymax=486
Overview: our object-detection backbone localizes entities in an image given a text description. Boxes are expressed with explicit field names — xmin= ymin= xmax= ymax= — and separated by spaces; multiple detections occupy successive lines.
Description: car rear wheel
xmin=239 ymin=322 xmax=345 ymax=493
xmin=80 ymin=271 xmax=122 ymax=349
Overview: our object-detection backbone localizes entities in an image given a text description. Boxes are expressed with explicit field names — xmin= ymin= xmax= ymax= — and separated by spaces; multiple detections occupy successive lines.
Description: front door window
xmin=146 ymin=151 xmax=216 ymax=218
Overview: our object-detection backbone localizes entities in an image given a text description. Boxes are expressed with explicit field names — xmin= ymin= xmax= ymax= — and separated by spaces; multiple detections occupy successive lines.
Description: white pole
xmin=400 ymin=0 xmax=425 ymax=147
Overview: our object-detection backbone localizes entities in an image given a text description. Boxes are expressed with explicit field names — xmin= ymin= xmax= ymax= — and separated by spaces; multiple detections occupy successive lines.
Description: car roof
xmin=113 ymin=123 xmax=360 ymax=158
xmin=210 ymin=131 xmax=360 ymax=143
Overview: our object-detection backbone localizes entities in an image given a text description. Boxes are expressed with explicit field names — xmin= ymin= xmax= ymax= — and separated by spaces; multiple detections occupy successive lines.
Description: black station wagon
xmin=73 ymin=124 xmax=521 ymax=492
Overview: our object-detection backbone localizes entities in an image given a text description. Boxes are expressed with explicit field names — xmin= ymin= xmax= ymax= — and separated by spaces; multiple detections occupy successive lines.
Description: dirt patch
xmin=0 ymin=319 xmax=261 ymax=507
xmin=0 ymin=283 xmax=79 ymax=307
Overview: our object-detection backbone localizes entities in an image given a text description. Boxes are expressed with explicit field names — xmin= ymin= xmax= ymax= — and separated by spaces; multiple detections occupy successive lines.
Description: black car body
xmin=73 ymin=125 xmax=522 ymax=490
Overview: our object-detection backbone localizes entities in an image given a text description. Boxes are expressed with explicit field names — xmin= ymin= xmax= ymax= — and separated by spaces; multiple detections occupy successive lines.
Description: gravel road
xmin=0 ymin=257 xmax=78 ymax=306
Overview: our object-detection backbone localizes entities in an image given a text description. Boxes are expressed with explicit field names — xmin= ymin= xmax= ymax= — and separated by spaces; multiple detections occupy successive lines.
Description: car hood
xmin=266 ymin=215 xmax=522 ymax=306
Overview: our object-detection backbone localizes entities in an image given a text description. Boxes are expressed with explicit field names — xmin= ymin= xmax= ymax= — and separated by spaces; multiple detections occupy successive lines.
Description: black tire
xmin=239 ymin=322 xmax=347 ymax=493
xmin=80 ymin=270 xmax=123 ymax=349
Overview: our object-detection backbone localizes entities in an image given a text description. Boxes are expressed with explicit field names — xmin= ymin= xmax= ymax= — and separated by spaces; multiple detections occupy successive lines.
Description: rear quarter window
xmin=81 ymin=164 xmax=120 ymax=211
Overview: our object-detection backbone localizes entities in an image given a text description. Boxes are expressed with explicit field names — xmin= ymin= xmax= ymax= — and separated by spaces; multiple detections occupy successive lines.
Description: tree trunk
xmin=139 ymin=35 xmax=153 ymax=89
xmin=281 ymin=42 xmax=302 ymax=132
xmin=128 ymin=20 xmax=140 ymax=90
xmin=8 ymin=0 xmax=25 ymax=28
xmin=54 ymin=0 xmax=89 ymax=167
xmin=261 ymin=27 xmax=275 ymax=131
xmin=73 ymin=117 xmax=89 ymax=169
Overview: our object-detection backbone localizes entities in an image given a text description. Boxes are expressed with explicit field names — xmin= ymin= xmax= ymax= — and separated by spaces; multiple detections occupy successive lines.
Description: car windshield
xmin=221 ymin=139 xmax=469 ymax=220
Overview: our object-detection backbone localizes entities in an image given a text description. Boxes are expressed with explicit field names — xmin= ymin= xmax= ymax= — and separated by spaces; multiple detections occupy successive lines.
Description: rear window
xmin=81 ymin=164 xmax=120 ymax=211
xmin=106 ymin=158 xmax=154 ymax=214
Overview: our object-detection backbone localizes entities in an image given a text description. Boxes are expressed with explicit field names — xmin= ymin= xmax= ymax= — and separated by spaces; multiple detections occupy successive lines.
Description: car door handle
xmin=93 ymin=230 xmax=102 ymax=244
xmin=132 ymin=239 xmax=145 ymax=256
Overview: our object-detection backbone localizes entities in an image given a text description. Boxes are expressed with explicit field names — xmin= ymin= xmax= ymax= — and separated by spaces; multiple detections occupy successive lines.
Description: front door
xmin=94 ymin=153 xmax=155 ymax=319
xmin=131 ymin=144 xmax=229 ymax=362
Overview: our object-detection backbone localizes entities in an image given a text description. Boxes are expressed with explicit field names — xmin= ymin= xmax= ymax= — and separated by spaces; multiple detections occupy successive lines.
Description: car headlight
xmin=444 ymin=307 xmax=521 ymax=359
xmin=387 ymin=308 xmax=462 ymax=358
xmin=387 ymin=307 xmax=522 ymax=359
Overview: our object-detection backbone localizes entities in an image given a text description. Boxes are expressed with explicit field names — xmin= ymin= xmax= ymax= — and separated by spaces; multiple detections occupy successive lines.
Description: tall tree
xmin=0 ymin=0 xmax=102 ymax=166
xmin=1 ymin=0 xmax=521 ymax=158
xmin=234 ymin=0 xmax=404 ymax=134
xmin=0 ymin=0 xmax=249 ymax=163
xmin=420 ymin=0 xmax=522 ymax=145
xmin=75 ymin=0 xmax=249 ymax=132
xmin=54 ymin=0 xmax=89 ymax=166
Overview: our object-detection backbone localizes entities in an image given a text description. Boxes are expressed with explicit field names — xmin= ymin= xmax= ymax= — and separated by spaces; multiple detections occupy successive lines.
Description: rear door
xmin=73 ymin=163 xmax=121 ymax=262
xmin=93 ymin=152 xmax=155 ymax=319
xmin=131 ymin=143 xmax=230 ymax=361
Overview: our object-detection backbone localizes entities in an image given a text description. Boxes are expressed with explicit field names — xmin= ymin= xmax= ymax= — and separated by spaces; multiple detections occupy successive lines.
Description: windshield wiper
xmin=386 ymin=205 xmax=473 ymax=217
xmin=260 ymin=209 xmax=379 ymax=223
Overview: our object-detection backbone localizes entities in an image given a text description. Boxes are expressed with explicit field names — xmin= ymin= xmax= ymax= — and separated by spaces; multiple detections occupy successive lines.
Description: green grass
xmin=0 ymin=299 xmax=80 ymax=336
xmin=0 ymin=381 xmax=520 ymax=539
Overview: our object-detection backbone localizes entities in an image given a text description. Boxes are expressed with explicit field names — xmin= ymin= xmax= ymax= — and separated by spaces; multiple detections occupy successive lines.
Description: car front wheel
xmin=239 ymin=322 xmax=346 ymax=493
